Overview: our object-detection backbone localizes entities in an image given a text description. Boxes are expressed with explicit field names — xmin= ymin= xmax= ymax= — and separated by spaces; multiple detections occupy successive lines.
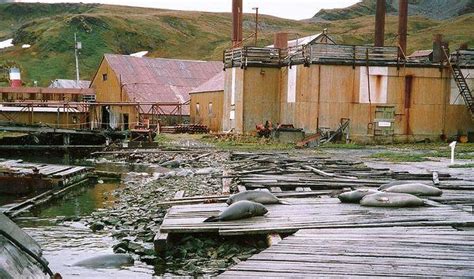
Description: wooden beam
xmin=222 ymin=170 xmax=231 ymax=194
xmin=432 ymin=171 xmax=440 ymax=185
xmin=153 ymin=231 xmax=169 ymax=255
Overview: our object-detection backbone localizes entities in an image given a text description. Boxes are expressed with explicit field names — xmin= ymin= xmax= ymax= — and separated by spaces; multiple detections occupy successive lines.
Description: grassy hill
xmin=313 ymin=0 xmax=474 ymax=21
xmin=0 ymin=3 xmax=473 ymax=86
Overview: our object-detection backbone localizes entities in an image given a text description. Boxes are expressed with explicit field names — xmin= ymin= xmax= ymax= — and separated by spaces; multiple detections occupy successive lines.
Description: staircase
xmin=447 ymin=50 xmax=474 ymax=119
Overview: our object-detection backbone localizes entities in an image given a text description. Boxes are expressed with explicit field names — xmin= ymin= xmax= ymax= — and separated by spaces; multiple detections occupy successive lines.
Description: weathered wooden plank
xmin=218 ymin=226 xmax=474 ymax=278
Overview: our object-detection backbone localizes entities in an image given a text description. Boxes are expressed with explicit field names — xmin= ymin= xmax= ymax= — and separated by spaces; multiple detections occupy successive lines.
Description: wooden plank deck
xmin=159 ymin=198 xmax=474 ymax=236
xmin=218 ymin=226 xmax=474 ymax=278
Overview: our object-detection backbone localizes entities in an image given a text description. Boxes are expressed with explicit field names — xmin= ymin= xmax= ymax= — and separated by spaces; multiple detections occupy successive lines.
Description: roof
xmin=0 ymin=106 xmax=80 ymax=113
xmin=267 ymin=33 xmax=336 ymax=49
xmin=103 ymin=54 xmax=223 ymax=114
xmin=0 ymin=87 xmax=94 ymax=95
xmin=189 ymin=72 xmax=224 ymax=94
xmin=49 ymin=79 xmax=91 ymax=89
xmin=408 ymin=50 xmax=433 ymax=58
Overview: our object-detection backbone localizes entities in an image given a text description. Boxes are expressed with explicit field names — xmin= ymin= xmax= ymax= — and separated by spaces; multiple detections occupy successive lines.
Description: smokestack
xmin=398 ymin=0 xmax=408 ymax=56
xmin=432 ymin=34 xmax=449 ymax=63
xmin=274 ymin=32 xmax=288 ymax=49
xmin=374 ymin=0 xmax=386 ymax=47
xmin=9 ymin=68 xmax=21 ymax=88
xmin=232 ymin=0 xmax=243 ymax=48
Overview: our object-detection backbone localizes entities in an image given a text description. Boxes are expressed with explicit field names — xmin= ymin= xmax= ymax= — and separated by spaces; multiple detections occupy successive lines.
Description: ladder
xmin=446 ymin=49 xmax=474 ymax=118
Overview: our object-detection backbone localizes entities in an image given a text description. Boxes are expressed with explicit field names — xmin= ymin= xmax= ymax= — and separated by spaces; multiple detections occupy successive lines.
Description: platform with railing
xmin=224 ymin=44 xmax=406 ymax=68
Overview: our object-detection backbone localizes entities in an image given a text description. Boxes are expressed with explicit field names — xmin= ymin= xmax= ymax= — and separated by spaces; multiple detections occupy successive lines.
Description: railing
xmin=224 ymin=47 xmax=284 ymax=68
xmin=224 ymin=44 xmax=404 ymax=68
xmin=451 ymin=49 xmax=474 ymax=67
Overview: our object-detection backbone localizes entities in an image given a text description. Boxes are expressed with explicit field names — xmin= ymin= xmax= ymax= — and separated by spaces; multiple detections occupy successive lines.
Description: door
xmin=374 ymin=106 xmax=395 ymax=141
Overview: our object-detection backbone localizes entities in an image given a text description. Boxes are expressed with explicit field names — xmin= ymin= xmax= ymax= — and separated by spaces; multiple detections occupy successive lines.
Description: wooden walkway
xmin=218 ymin=226 xmax=474 ymax=278
xmin=159 ymin=198 xmax=474 ymax=236
xmin=0 ymin=159 xmax=93 ymax=194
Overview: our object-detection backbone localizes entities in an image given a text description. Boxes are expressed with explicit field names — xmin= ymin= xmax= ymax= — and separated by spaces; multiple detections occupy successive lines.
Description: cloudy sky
xmin=6 ymin=0 xmax=361 ymax=20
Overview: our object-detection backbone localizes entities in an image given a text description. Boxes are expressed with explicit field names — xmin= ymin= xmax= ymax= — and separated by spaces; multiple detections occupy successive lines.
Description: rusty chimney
xmin=398 ymin=0 xmax=408 ymax=56
xmin=432 ymin=34 xmax=449 ymax=63
xmin=274 ymin=32 xmax=288 ymax=49
xmin=374 ymin=0 xmax=386 ymax=47
xmin=232 ymin=0 xmax=243 ymax=48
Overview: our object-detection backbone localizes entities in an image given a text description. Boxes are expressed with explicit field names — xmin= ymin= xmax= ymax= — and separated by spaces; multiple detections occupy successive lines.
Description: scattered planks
xmin=218 ymin=226 xmax=474 ymax=278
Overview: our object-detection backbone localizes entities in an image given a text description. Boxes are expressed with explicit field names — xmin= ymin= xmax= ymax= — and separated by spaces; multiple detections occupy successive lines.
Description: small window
xmin=208 ymin=102 xmax=213 ymax=115
xmin=196 ymin=103 xmax=200 ymax=115
xmin=102 ymin=73 xmax=108 ymax=81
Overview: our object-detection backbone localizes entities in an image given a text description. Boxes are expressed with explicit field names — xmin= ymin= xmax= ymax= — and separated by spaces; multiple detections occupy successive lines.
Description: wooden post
xmin=153 ymin=231 xmax=169 ymax=255
xmin=222 ymin=170 xmax=231 ymax=194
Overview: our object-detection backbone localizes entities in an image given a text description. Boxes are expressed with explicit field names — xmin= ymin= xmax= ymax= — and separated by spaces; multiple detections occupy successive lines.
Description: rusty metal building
xmin=222 ymin=45 xmax=474 ymax=142
xmin=189 ymin=72 xmax=224 ymax=132
xmin=90 ymin=54 xmax=222 ymax=130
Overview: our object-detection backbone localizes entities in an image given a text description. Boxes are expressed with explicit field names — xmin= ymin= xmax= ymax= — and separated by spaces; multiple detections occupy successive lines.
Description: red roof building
xmin=90 ymin=54 xmax=222 ymax=129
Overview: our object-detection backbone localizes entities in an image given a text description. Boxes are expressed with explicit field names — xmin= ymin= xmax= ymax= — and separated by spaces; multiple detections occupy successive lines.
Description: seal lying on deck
xmin=73 ymin=254 xmax=134 ymax=269
xmin=383 ymin=183 xmax=442 ymax=196
xmin=338 ymin=189 xmax=380 ymax=203
xmin=226 ymin=190 xmax=287 ymax=205
xmin=378 ymin=181 xmax=412 ymax=191
xmin=204 ymin=200 xmax=268 ymax=222
xmin=360 ymin=192 xmax=424 ymax=207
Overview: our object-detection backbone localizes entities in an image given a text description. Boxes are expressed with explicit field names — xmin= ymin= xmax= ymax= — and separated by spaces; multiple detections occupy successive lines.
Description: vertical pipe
xmin=254 ymin=7 xmax=259 ymax=46
xmin=232 ymin=0 xmax=243 ymax=48
xmin=398 ymin=0 xmax=408 ymax=55
xmin=374 ymin=0 xmax=386 ymax=47
xmin=74 ymin=33 xmax=80 ymax=86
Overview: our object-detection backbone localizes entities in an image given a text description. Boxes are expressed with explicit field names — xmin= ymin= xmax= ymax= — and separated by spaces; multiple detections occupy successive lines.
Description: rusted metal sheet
xmin=103 ymin=54 xmax=222 ymax=115
xmin=189 ymin=72 xmax=224 ymax=94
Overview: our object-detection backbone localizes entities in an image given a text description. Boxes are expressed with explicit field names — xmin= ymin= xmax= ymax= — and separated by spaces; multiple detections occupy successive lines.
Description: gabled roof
xmin=49 ymin=79 xmax=91 ymax=89
xmin=189 ymin=72 xmax=224 ymax=94
xmin=103 ymin=54 xmax=223 ymax=114
xmin=267 ymin=33 xmax=336 ymax=49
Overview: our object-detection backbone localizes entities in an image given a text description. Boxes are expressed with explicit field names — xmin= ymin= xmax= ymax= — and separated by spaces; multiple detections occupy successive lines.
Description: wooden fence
xmin=224 ymin=44 xmax=404 ymax=68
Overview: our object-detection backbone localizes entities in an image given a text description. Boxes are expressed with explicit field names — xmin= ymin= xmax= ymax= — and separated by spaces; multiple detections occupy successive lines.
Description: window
xmin=208 ymin=102 xmax=213 ymax=115
xmin=102 ymin=73 xmax=108 ymax=81
xmin=196 ymin=103 xmax=200 ymax=115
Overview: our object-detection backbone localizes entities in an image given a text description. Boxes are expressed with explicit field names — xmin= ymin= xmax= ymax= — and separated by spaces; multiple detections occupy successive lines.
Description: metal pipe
xmin=374 ymin=0 xmax=385 ymax=47
xmin=74 ymin=33 xmax=80 ymax=86
xmin=398 ymin=0 xmax=408 ymax=55
xmin=252 ymin=7 xmax=259 ymax=46
xmin=232 ymin=0 xmax=243 ymax=48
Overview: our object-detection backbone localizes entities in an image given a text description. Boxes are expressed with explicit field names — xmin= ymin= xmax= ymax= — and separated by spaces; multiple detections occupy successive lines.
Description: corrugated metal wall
xmin=224 ymin=63 xmax=473 ymax=141
xmin=190 ymin=91 xmax=224 ymax=132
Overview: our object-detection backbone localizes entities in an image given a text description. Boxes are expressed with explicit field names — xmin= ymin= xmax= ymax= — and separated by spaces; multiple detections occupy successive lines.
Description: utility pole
xmin=74 ymin=33 xmax=81 ymax=87
xmin=252 ymin=7 xmax=259 ymax=46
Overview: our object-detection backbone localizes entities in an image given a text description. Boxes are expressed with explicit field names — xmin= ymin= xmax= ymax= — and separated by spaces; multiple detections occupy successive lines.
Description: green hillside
xmin=0 ymin=3 xmax=472 ymax=86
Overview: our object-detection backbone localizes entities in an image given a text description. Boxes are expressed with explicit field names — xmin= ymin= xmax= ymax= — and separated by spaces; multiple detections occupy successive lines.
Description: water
xmin=2 ymin=153 xmax=159 ymax=278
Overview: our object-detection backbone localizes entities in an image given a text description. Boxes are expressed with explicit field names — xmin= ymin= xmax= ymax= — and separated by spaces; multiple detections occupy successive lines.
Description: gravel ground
xmin=80 ymin=149 xmax=266 ymax=277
